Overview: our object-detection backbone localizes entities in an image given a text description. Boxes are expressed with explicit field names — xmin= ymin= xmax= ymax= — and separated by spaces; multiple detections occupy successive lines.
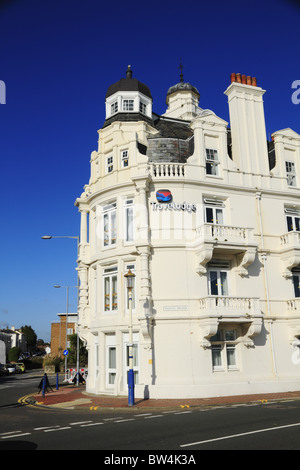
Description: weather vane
xmin=179 ymin=59 xmax=184 ymax=83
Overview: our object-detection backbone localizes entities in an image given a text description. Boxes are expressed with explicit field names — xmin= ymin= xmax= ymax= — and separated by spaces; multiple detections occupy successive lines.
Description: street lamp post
xmin=54 ymin=285 xmax=77 ymax=381
xmin=124 ymin=269 xmax=136 ymax=406
xmin=42 ymin=235 xmax=80 ymax=386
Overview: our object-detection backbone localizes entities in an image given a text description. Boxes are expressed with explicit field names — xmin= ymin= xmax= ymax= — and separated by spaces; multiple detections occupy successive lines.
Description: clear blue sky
xmin=0 ymin=0 xmax=299 ymax=342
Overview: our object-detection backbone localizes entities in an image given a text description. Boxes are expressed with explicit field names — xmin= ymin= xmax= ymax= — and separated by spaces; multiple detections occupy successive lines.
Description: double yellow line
xmin=18 ymin=393 xmax=42 ymax=409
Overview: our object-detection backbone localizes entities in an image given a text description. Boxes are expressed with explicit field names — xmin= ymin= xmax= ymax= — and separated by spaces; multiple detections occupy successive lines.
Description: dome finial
xmin=179 ymin=59 xmax=184 ymax=83
xmin=126 ymin=65 xmax=132 ymax=79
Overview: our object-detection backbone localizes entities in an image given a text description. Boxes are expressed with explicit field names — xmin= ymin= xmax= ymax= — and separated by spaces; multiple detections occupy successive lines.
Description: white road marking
xmin=180 ymin=421 xmax=300 ymax=447
xmin=44 ymin=426 xmax=72 ymax=432
xmin=145 ymin=414 xmax=163 ymax=419
xmin=80 ymin=422 xmax=104 ymax=427
xmin=69 ymin=421 xmax=93 ymax=426
xmin=1 ymin=433 xmax=31 ymax=439
xmin=115 ymin=419 xmax=135 ymax=423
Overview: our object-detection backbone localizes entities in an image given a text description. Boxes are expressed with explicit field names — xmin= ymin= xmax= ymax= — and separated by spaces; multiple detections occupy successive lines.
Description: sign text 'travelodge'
xmin=150 ymin=201 xmax=196 ymax=212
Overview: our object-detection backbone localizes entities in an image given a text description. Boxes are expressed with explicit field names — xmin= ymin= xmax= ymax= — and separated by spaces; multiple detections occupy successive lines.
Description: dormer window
xmin=139 ymin=101 xmax=147 ymax=114
xmin=206 ymin=149 xmax=219 ymax=176
xmin=123 ymin=99 xmax=134 ymax=111
xmin=286 ymin=161 xmax=297 ymax=187
xmin=111 ymin=101 xmax=118 ymax=115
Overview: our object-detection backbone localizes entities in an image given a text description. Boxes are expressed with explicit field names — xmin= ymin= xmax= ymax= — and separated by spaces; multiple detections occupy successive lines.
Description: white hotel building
xmin=75 ymin=67 xmax=300 ymax=399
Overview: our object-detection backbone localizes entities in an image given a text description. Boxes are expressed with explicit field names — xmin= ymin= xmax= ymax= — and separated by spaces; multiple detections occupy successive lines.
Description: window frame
xmin=123 ymin=332 xmax=139 ymax=388
xmin=124 ymin=263 xmax=136 ymax=312
xmin=210 ymin=328 xmax=238 ymax=372
xmin=285 ymin=208 xmax=300 ymax=232
xmin=121 ymin=149 xmax=129 ymax=168
xmin=106 ymin=155 xmax=114 ymax=174
xmin=102 ymin=202 xmax=117 ymax=248
xmin=111 ymin=101 xmax=118 ymax=115
xmin=205 ymin=148 xmax=219 ymax=176
xmin=139 ymin=100 xmax=147 ymax=114
xmin=103 ymin=266 xmax=118 ymax=313
xmin=122 ymin=99 xmax=134 ymax=111
xmin=292 ymin=272 xmax=300 ymax=298
xmin=124 ymin=199 xmax=134 ymax=243
xmin=286 ymin=161 xmax=297 ymax=187
xmin=208 ymin=269 xmax=229 ymax=296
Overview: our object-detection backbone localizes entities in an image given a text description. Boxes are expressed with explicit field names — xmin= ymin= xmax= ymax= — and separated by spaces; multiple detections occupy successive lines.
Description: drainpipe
xmin=256 ymin=192 xmax=278 ymax=379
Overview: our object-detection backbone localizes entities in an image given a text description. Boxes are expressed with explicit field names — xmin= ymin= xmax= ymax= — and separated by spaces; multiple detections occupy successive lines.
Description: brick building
xmin=50 ymin=313 xmax=78 ymax=358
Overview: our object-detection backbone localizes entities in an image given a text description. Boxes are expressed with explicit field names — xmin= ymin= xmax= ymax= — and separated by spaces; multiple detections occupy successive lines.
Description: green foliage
xmin=43 ymin=355 xmax=63 ymax=372
xmin=8 ymin=346 xmax=21 ymax=362
xmin=67 ymin=334 xmax=88 ymax=365
xmin=20 ymin=325 xmax=37 ymax=352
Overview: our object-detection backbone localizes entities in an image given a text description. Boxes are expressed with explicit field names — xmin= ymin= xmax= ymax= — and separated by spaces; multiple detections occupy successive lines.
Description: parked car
xmin=15 ymin=362 xmax=25 ymax=373
xmin=0 ymin=364 xmax=9 ymax=376
xmin=5 ymin=364 xmax=16 ymax=374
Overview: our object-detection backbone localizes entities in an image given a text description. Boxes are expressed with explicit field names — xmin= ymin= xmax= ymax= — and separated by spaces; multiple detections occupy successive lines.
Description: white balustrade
xmin=199 ymin=296 xmax=260 ymax=316
xmin=196 ymin=223 xmax=253 ymax=244
xmin=150 ymin=162 xmax=185 ymax=178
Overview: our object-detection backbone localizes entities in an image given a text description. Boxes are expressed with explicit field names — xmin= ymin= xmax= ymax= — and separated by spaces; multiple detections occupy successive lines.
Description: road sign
xmin=63 ymin=349 xmax=69 ymax=356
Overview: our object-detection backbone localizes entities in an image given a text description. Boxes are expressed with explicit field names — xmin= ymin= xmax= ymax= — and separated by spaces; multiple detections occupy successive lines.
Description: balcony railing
xmin=280 ymin=231 xmax=300 ymax=247
xmin=196 ymin=223 xmax=255 ymax=245
xmin=199 ymin=296 xmax=261 ymax=316
xmin=150 ymin=162 xmax=185 ymax=178
xmin=287 ymin=298 xmax=300 ymax=311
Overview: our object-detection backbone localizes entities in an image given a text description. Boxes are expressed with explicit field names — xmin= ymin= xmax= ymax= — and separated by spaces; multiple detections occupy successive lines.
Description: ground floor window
xmin=123 ymin=333 xmax=139 ymax=388
xmin=106 ymin=334 xmax=116 ymax=387
xmin=210 ymin=329 xmax=238 ymax=372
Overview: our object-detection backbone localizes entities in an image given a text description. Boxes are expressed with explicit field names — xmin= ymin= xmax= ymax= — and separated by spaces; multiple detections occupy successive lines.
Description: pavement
xmin=24 ymin=375 xmax=300 ymax=411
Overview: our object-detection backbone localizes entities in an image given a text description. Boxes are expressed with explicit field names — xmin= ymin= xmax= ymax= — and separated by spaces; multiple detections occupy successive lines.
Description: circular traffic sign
xmin=63 ymin=349 xmax=69 ymax=356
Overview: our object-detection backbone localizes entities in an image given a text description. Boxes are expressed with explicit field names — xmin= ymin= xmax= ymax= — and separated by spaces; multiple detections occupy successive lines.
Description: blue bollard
xmin=56 ymin=372 xmax=59 ymax=390
xmin=128 ymin=369 xmax=135 ymax=406
xmin=42 ymin=374 xmax=46 ymax=398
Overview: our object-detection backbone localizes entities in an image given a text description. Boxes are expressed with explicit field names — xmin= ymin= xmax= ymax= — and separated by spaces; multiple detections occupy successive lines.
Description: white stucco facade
xmin=75 ymin=68 xmax=300 ymax=399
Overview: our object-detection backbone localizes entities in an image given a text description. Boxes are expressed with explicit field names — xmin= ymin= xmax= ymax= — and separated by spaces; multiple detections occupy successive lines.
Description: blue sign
xmin=156 ymin=189 xmax=172 ymax=203
xmin=63 ymin=349 xmax=69 ymax=356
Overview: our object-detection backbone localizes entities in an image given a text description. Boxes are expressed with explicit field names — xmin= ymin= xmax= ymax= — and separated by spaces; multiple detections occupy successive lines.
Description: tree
xmin=68 ymin=334 xmax=88 ymax=365
xmin=8 ymin=346 xmax=21 ymax=362
xmin=20 ymin=325 xmax=37 ymax=353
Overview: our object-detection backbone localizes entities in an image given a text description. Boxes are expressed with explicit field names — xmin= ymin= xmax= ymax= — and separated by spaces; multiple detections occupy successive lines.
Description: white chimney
xmin=224 ymin=74 xmax=270 ymax=178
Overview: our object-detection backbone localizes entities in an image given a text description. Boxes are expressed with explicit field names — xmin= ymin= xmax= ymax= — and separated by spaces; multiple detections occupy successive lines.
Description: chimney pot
xmin=236 ymin=73 xmax=242 ymax=83
xmin=242 ymin=75 xmax=247 ymax=84
xmin=231 ymin=73 xmax=236 ymax=83
xmin=252 ymin=77 xmax=257 ymax=86
xmin=247 ymin=76 xmax=252 ymax=85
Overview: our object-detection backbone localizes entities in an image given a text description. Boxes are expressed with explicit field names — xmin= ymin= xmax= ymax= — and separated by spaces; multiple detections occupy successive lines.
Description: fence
xmin=66 ymin=367 xmax=88 ymax=383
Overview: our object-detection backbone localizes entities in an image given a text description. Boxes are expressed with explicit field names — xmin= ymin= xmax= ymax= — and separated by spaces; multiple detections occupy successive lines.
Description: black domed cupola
xmin=104 ymin=66 xmax=153 ymax=123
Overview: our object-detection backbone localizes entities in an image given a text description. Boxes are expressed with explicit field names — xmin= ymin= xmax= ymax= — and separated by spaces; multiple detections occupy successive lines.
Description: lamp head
xmin=124 ymin=269 xmax=135 ymax=289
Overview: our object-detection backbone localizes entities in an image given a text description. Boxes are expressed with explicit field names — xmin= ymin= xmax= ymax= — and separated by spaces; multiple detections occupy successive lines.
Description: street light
xmin=41 ymin=235 xmax=79 ymax=242
xmin=124 ymin=269 xmax=136 ymax=406
xmin=54 ymin=285 xmax=77 ymax=382
xmin=42 ymin=235 xmax=80 ymax=386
